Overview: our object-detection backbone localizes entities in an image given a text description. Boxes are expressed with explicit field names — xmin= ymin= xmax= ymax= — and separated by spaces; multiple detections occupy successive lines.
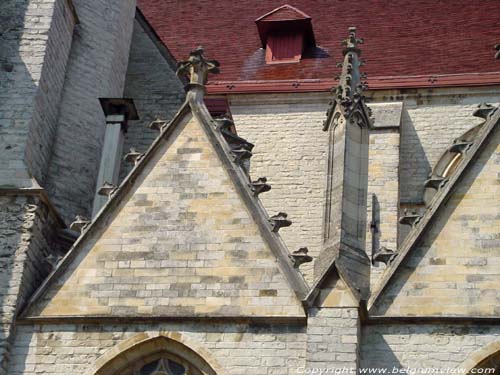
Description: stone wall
xmin=0 ymin=0 xmax=75 ymax=188
xmin=371 ymin=119 xmax=500 ymax=317
xmin=45 ymin=0 xmax=137 ymax=224
xmin=228 ymin=89 xmax=500 ymax=284
xmin=30 ymin=116 xmax=304 ymax=318
xmin=361 ymin=324 xmax=500 ymax=369
xmin=8 ymin=323 xmax=306 ymax=375
xmin=306 ymin=307 xmax=360 ymax=370
xmin=230 ymin=96 xmax=328 ymax=285
xmin=120 ymin=18 xmax=185 ymax=181
xmin=0 ymin=196 xmax=61 ymax=374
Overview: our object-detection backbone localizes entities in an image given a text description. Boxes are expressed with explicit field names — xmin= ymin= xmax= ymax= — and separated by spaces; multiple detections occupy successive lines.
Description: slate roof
xmin=138 ymin=0 xmax=500 ymax=91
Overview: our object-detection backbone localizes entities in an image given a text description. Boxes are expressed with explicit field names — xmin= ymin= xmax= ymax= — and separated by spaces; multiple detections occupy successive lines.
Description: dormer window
xmin=255 ymin=4 xmax=316 ymax=64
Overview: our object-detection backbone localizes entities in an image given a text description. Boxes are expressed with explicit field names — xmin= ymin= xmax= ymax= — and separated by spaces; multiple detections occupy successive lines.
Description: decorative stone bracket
xmin=399 ymin=209 xmax=422 ymax=228
xmin=372 ymin=246 xmax=396 ymax=265
xmin=269 ymin=212 xmax=292 ymax=232
xmin=424 ymin=174 xmax=448 ymax=190
xmin=148 ymin=119 xmax=168 ymax=132
xmin=69 ymin=215 xmax=90 ymax=233
xmin=124 ymin=148 xmax=145 ymax=166
xmin=250 ymin=177 xmax=271 ymax=196
xmin=97 ymin=181 xmax=117 ymax=198
xmin=289 ymin=247 xmax=313 ymax=269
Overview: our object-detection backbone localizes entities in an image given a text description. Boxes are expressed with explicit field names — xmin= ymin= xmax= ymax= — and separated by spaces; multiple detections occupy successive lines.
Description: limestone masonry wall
xmin=361 ymin=324 xmax=500 ymax=369
xmin=8 ymin=323 xmax=306 ymax=375
xmin=306 ymin=308 xmax=360 ymax=369
xmin=0 ymin=0 xmax=75 ymax=188
xmin=230 ymin=97 xmax=328 ymax=285
xmin=227 ymin=89 xmax=500 ymax=284
xmin=0 ymin=196 xmax=60 ymax=374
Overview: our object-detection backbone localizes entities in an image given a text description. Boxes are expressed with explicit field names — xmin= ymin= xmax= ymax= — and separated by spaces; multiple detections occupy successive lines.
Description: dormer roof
xmin=255 ymin=4 xmax=316 ymax=49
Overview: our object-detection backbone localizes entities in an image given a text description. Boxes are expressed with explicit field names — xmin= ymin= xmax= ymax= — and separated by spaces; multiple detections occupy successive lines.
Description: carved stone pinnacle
xmin=176 ymin=46 xmax=220 ymax=88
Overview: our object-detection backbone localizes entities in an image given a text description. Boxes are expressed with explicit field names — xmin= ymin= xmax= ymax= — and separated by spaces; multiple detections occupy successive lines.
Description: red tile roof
xmin=138 ymin=0 xmax=500 ymax=92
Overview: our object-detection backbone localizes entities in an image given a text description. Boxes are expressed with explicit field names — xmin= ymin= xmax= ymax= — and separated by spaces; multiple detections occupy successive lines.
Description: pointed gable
xmin=25 ymin=110 xmax=306 ymax=318
xmin=371 ymin=109 xmax=500 ymax=317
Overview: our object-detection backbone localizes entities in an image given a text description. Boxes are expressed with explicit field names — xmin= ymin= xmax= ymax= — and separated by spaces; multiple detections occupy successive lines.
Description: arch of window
xmin=92 ymin=335 xmax=219 ymax=375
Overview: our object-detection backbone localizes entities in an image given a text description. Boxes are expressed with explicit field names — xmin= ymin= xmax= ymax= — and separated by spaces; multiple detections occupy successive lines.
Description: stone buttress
xmin=306 ymin=27 xmax=373 ymax=370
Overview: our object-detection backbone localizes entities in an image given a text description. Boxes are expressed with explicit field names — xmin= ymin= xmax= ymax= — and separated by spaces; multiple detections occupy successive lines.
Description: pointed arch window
xmin=122 ymin=352 xmax=204 ymax=375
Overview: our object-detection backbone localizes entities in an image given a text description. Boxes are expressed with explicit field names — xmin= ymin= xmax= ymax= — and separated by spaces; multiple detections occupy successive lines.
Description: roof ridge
xmin=368 ymin=103 xmax=500 ymax=312
xmin=255 ymin=4 xmax=311 ymax=22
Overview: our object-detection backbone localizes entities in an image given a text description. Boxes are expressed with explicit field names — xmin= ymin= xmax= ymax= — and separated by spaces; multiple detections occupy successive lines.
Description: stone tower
xmin=0 ymin=0 xmax=137 ymax=372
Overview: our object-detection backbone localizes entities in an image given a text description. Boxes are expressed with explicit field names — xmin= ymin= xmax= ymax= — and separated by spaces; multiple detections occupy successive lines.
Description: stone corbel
xmin=269 ymin=212 xmax=292 ymax=232
xmin=249 ymin=177 xmax=271 ymax=196
xmin=289 ymin=247 xmax=313 ymax=269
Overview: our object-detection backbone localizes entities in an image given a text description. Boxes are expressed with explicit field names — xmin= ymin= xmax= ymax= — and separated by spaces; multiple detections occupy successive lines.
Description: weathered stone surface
xmin=361 ymin=324 xmax=500 ymax=368
xmin=0 ymin=0 xmax=75 ymax=188
xmin=29 ymin=116 xmax=304 ymax=318
xmin=372 ymin=122 xmax=500 ymax=317
xmin=0 ymin=196 xmax=62 ymax=374
xmin=45 ymin=0 xmax=137 ymax=223
xmin=120 ymin=18 xmax=185 ymax=181
xmin=8 ymin=323 xmax=306 ymax=375
xmin=307 ymin=306 xmax=360 ymax=370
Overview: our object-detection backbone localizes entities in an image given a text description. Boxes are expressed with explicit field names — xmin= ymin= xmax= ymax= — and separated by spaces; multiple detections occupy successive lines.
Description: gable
xmin=371 ymin=123 xmax=500 ymax=317
xmin=26 ymin=113 xmax=305 ymax=318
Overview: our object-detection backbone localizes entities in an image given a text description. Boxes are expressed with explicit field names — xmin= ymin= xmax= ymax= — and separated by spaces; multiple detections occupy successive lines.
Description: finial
xmin=323 ymin=27 xmax=372 ymax=131
xmin=176 ymin=46 xmax=220 ymax=90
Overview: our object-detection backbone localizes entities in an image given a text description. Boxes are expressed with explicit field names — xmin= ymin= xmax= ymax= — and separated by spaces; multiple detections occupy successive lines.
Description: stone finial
xmin=97 ymin=181 xmax=117 ymax=198
xmin=250 ymin=177 xmax=271 ymax=196
xmin=69 ymin=215 xmax=90 ymax=233
xmin=323 ymin=27 xmax=372 ymax=131
xmin=176 ymin=46 xmax=220 ymax=88
xmin=124 ymin=148 xmax=144 ymax=165
xmin=269 ymin=212 xmax=292 ymax=232
xmin=289 ymin=247 xmax=313 ymax=269
xmin=372 ymin=247 xmax=396 ymax=265
xmin=495 ymin=44 xmax=500 ymax=59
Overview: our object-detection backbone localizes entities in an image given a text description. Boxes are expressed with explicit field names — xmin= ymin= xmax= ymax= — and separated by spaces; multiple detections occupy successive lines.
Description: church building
xmin=0 ymin=0 xmax=499 ymax=373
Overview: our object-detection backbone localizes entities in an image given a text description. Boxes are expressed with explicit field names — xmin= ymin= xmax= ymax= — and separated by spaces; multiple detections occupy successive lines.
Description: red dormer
xmin=255 ymin=4 xmax=316 ymax=64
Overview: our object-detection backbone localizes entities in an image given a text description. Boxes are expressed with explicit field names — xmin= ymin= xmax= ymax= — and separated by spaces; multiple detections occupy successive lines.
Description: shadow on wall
xmin=397 ymin=109 xmax=431 ymax=246
xmin=0 ymin=0 xmax=37 ymax=187
xmin=399 ymin=109 xmax=431 ymax=205
xmin=0 ymin=0 xmax=36 ymax=372
xmin=372 ymin=124 xmax=498 ymax=316
xmin=120 ymin=18 xmax=185 ymax=182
